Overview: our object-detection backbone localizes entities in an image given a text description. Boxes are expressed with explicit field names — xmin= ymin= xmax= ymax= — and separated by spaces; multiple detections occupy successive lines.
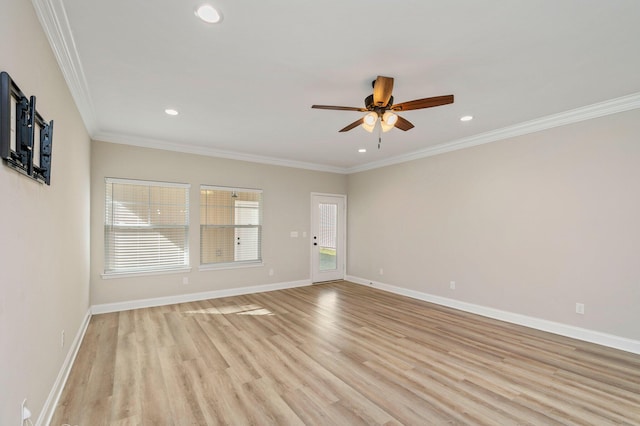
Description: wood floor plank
xmin=109 ymin=331 xmax=141 ymax=423
xmin=281 ymin=386 xmax=337 ymax=425
xmin=52 ymin=281 xmax=640 ymax=425
xmin=157 ymin=345 xmax=208 ymax=425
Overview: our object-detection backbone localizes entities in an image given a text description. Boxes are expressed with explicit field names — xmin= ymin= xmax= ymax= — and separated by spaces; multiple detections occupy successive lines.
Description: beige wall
xmin=347 ymin=109 xmax=640 ymax=341
xmin=90 ymin=141 xmax=347 ymax=306
xmin=2 ymin=5 xmax=638 ymax=423
xmin=0 ymin=0 xmax=91 ymax=424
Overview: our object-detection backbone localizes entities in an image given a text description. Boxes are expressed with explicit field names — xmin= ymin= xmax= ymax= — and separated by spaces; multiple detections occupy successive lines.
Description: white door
xmin=311 ymin=194 xmax=346 ymax=282
xmin=234 ymin=200 xmax=259 ymax=261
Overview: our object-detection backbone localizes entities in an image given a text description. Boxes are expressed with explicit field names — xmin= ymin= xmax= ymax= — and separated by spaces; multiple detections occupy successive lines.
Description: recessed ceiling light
xmin=358 ymin=148 xmax=367 ymax=153
xmin=165 ymin=109 xmax=179 ymax=116
xmin=460 ymin=115 xmax=473 ymax=122
xmin=196 ymin=5 xmax=222 ymax=23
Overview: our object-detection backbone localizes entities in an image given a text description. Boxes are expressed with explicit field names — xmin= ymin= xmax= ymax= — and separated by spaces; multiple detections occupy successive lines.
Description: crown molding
xmin=31 ymin=0 xmax=640 ymax=175
xmin=347 ymin=92 xmax=640 ymax=174
xmin=31 ymin=0 xmax=98 ymax=134
xmin=93 ymin=131 xmax=348 ymax=174
xmin=95 ymin=91 xmax=640 ymax=175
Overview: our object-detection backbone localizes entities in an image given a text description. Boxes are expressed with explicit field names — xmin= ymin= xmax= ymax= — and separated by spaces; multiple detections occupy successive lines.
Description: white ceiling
xmin=34 ymin=0 xmax=640 ymax=173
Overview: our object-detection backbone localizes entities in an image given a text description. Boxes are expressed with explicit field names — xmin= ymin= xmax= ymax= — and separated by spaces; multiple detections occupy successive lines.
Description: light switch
xmin=290 ymin=231 xmax=299 ymax=238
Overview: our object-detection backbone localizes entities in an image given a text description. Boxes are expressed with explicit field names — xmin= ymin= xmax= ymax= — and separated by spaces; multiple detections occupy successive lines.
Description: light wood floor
xmin=52 ymin=281 xmax=640 ymax=425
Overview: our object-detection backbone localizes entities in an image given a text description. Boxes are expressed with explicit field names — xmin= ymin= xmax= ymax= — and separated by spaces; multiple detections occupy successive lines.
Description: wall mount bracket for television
xmin=0 ymin=71 xmax=54 ymax=185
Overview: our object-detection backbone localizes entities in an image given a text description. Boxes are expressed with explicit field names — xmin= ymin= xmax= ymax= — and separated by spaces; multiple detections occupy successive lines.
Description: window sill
xmin=199 ymin=261 xmax=264 ymax=272
xmin=101 ymin=267 xmax=192 ymax=280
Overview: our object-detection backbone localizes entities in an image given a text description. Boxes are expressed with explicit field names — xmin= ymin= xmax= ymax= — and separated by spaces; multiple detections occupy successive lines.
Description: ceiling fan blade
xmin=391 ymin=95 xmax=454 ymax=112
xmin=394 ymin=115 xmax=414 ymax=131
xmin=373 ymin=76 xmax=394 ymax=107
xmin=339 ymin=118 xmax=364 ymax=132
xmin=312 ymin=105 xmax=367 ymax=112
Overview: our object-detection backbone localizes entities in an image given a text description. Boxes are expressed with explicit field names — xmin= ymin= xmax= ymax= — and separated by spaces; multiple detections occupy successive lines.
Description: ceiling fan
xmin=312 ymin=76 xmax=454 ymax=133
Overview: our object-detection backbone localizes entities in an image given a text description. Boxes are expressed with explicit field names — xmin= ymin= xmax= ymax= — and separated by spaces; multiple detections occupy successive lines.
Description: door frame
xmin=310 ymin=192 xmax=347 ymax=283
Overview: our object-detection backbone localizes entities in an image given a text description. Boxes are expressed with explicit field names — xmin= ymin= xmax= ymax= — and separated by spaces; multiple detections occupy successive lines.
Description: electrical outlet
xmin=450 ymin=281 xmax=456 ymax=290
xmin=379 ymin=268 xmax=384 ymax=275
xmin=576 ymin=303 xmax=585 ymax=315
xmin=61 ymin=330 xmax=65 ymax=348
xmin=269 ymin=268 xmax=274 ymax=276
xmin=182 ymin=276 xmax=189 ymax=285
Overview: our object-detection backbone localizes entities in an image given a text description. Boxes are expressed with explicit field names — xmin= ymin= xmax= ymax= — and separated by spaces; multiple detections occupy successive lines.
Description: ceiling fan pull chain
xmin=378 ymin=124 xmax=382 ymax=149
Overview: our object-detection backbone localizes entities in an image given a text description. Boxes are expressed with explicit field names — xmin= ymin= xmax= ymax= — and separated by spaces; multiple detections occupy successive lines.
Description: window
xmin=200 ymin=186 xmax=262 ymax=267
xmin=104 ymin=178 xmax=190 ymax=275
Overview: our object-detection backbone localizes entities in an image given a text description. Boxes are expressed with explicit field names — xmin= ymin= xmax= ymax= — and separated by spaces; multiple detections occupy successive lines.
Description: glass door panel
xmin=311 ymin=194 xmax=345 ymax=283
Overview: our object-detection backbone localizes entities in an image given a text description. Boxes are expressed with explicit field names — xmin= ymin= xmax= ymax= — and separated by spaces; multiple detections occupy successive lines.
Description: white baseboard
xmin=346 ymin=275 xmax=640 ymax=355
xmin=37 ymin=279 xmax=311 ymax=425
xmin=39 ymin=275 xmax=637 ymax=426
xmin=37 ymin=308 xmax=92 ymax=426
xmin=91 ymin=279 xmax=312 ymax=315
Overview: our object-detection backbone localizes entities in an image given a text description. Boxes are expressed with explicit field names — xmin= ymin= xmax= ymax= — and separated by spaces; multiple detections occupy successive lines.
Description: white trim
xmin=91 ymin=279 xmax=311 ymax=314
xmin=93 ymin=93 xmax=640 ymax=175
xmin=105 ymin=177 xmax=190 ymax=188
xmin=35 ymin=277 xmax=640 ymax=425
xmin=346 ymin=92 xmax=640 ymax=173
xmin=38 ymin=279 xmax=310 ymax=422
xmin=310 ymin=193 xmax=347 ymax=283
xmin=31 ymin=0 xmax=98 ymax=134
xmin=101 ymin=267 xmax=192 ymax=280
xmin=37 ymin=308 xmax=92 ymax=426
xmin=93 ymin=131 xmax=348 ymax=174
xmin=199 ymin=261 xmax=264 ymax=271
xmin=32 ymin=0 xmax=640 ymax=175
xmin=310 ymin=192 xmax=347 ymax=198
xmin=201 ymin=184 xmax=262 ymax=193
xmin=345 ymin=275 xmax=640 ymax=355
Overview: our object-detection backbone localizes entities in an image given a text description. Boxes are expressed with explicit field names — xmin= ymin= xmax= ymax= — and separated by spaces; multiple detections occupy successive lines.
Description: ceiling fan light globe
xmin=383 ymin=111 xmax=398 ymax=126
xmin=363 ymin=112 xmax=378 ymax=126
xmin=361 ymin=122 xmax=375 ymax=133
xmin=380 ymin=121 xmax=394 ymax=132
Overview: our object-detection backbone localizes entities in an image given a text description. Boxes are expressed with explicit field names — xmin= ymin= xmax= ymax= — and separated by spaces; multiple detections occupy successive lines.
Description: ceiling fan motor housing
xmin=364 ymin=94 xmax=393 ymax=114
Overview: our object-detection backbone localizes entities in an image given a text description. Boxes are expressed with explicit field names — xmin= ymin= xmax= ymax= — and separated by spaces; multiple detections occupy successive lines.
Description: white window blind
xmin=105 ymin=178 xmax=190 ymax=275
xmin=200 ymin=186 xmax=262 ymax=266
xmin=319 ymin=203 xmax=337 ymax=250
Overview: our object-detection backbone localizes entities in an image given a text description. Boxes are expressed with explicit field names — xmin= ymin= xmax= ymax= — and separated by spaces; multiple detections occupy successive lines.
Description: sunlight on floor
xmin=319 ymin=291 xmax=337 ymax=310
xmin=183 ymin=304 xmax=274 ymax=316
xmin=315 ymin=290 xmax=338 ymax=333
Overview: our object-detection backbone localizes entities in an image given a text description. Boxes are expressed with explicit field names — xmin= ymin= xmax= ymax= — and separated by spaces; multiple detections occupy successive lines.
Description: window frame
xmin=102 ymin=177 xmax=191 ymax=278
xmin=199 ymin=185 xmax=263 ymax=270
